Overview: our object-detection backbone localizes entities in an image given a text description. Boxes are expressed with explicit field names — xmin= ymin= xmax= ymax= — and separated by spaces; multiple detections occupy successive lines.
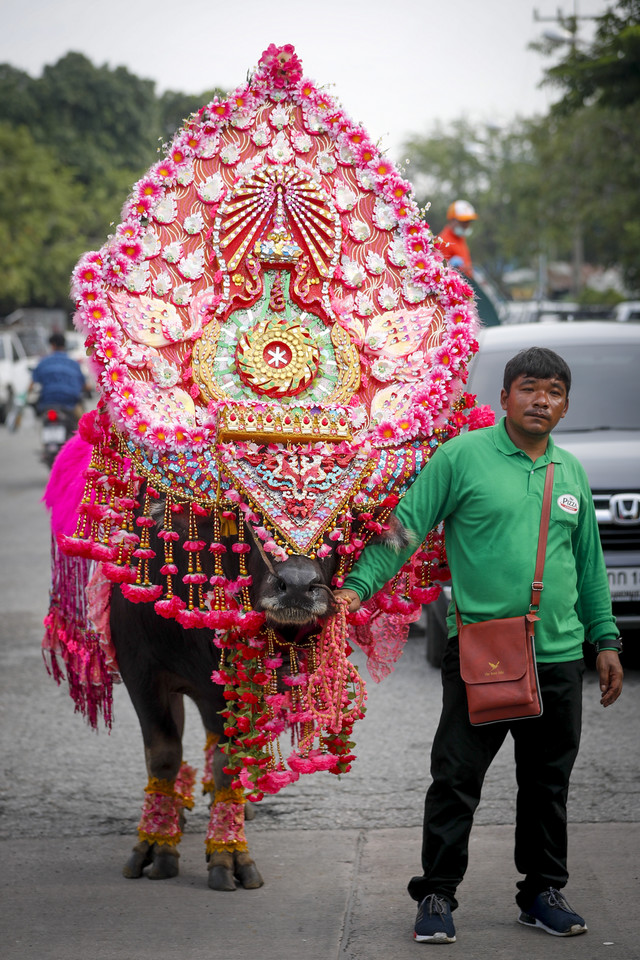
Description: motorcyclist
xmin=437 ymin=200 xmax=478 ymax=278
xmin=30 ymin=332 xmax=87 ymax=417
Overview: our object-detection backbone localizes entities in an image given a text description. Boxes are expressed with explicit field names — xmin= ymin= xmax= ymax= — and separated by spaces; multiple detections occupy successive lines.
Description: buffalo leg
xmin=201 ymin=731 xmax=264 ymax=891
xmin=123 ymin=686 xmax=185 ymax=880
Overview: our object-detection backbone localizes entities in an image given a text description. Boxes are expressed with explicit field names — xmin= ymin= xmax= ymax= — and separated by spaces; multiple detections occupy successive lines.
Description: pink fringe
xmin=42 ymin=541 xmax=114 ymax=729
xmin=42 ymin=433 xmax=94 ymax=537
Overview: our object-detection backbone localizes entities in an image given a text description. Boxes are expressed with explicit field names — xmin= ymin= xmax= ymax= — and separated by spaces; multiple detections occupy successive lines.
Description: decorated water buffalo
xmin=42 ymin=44 xmax=493 ymax=889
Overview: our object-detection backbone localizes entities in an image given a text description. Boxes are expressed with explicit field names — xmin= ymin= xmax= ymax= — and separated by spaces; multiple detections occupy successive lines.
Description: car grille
xmin=593 ymin=492 xmax=640 ymax=550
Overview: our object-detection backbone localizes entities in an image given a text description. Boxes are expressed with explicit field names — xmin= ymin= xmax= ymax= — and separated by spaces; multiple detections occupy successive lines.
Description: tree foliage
xmin=404 ymin=0 xmax=640 ymax=295
xmin=541 ymin=0 xmax=640 ymax=114
xmin=0 ymin=54 xmax=223 ymax=314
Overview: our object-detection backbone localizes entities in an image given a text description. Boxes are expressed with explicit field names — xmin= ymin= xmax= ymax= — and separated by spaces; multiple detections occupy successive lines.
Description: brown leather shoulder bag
xmin=456 ymin=463 xmax=554 ymax=726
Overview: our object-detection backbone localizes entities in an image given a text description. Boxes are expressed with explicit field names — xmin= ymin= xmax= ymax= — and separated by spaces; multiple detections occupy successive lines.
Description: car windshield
xmin=468 ymin=341 xmax=640 ymax=432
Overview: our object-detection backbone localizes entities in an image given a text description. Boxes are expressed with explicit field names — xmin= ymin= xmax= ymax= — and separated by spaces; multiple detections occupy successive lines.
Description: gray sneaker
xmin=518 ymin=888 xmax=587 ymax=937
xmin=414 ymin=894 xmax=456 ymax=943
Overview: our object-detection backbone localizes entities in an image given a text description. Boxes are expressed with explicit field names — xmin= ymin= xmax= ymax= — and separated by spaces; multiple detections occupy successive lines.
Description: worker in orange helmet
xmin=437 ymin=200 xmax=478 ymax=278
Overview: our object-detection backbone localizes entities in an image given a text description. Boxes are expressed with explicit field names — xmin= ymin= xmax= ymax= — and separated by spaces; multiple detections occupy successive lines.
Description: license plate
xmin=607 ymin=567 xmax=640 ymax=601
xmin=42 ymin=424 xmax=66 ymax=444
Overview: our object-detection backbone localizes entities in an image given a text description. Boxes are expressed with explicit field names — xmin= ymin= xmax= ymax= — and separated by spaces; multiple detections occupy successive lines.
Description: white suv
xmin=0 ymin=328 xmax=46 ymax=423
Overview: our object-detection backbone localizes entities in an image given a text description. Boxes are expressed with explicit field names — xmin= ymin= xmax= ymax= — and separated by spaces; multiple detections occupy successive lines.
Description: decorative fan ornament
xmin=49 ymin=44 xmax=494 ymax=790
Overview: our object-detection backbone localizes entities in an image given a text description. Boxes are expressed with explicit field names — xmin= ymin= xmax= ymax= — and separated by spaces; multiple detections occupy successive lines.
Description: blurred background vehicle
xmin=0 ymin=327 xmax=48 ymax=424
xmin=425 ymin=321 xmax=640 ymax=667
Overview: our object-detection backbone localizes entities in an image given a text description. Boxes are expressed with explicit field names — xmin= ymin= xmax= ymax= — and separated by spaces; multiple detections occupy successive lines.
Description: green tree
xmin=540 ymin=0 xmax=640 ymax=114
xmin=0 ymin=123 xmax=89 ymax=312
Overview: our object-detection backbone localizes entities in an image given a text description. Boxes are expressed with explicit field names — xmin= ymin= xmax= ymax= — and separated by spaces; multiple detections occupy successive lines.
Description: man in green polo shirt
xmin=335 ymin=346 xmax=623 ymax=944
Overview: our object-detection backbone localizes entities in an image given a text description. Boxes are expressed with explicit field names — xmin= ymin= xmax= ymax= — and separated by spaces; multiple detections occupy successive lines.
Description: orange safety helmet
xmin=446 ymin=200 xmax=478 ymax=222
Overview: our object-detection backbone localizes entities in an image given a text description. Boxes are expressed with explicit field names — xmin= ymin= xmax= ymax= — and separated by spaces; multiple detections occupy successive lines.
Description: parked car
xmin=0 ymin=327 xmax=47 ymax=423
xmin=425 ymin=321 xmax=640 ymax=666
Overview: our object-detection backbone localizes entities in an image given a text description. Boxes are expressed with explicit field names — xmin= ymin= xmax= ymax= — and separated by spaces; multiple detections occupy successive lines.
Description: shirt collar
xmin=494 ymin=417 xmax=563 ymax=464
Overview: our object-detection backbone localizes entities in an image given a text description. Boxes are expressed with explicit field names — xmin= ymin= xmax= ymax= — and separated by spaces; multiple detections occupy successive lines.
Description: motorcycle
xmin=40 ymin=406 xmax=79 ymax=468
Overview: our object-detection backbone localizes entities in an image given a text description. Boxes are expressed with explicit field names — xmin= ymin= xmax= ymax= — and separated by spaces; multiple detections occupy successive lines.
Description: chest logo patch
xmin=557 ymin=493 xmax=579 ymax=515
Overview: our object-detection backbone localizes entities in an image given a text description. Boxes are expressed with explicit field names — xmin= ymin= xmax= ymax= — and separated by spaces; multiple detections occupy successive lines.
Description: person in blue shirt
xmin=31 ymin=333 xmax=87 ymax=414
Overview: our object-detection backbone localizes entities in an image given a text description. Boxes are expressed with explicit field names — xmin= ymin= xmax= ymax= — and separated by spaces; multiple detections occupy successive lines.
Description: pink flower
xmin=258 ymin=43 xmax=303 ymax=89
xmin=374 ymin=419 xmax=402 ymax=444
xmin=152 ymin=158 xmax=177 ymax=183
xmin=135 ymin=176 xmax=163 ymax=201
xmin=116 ymin=237 xmax=143 ymax=261
xmin=467 ymin=404 xmax=495 ymax=431
xmin=209 ymin=98 xmax=232 ymax=121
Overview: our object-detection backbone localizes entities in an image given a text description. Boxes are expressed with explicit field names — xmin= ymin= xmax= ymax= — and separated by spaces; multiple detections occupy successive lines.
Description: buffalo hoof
xmin=123 ymin=840 xmax=153 ymax=879
xmin=148 ymin=844 xmax=180 ymax=879
xmin=207 ymin=850 xmax=237 ymax=891
xmin=234 ymin=850 xmax=264 ymax=889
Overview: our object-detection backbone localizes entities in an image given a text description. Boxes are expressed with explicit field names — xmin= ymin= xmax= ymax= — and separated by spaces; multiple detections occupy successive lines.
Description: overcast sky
xmin=2 ymin=0 xmax=608 ymax=160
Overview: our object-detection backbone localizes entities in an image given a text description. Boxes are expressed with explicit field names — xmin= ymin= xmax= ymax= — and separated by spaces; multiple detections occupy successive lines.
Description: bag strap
xmin=530 ymin=462 xmax=555 ymax=613
xmin=455 ymin=462 xmax=555 ymax=632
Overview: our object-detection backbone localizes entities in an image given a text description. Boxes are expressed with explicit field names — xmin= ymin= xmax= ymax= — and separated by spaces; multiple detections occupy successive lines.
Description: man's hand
xmin=333 ymin=588 xmax=361 ymax=613
xmin=596 ymin=651 xmax=623 ymax=707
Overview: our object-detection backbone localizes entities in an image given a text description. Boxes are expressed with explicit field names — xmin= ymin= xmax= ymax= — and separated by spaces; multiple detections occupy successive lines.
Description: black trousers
xmin=407 ymin=637 xmax=584 ymax=911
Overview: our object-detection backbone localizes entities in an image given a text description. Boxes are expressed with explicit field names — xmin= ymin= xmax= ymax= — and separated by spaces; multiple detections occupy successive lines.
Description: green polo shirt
xmin=343 ymin=419 xmax=618 ymax=662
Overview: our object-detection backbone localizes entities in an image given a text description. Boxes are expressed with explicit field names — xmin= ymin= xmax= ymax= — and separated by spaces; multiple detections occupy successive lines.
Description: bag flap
xmin=459 ymin=616 xmax=532 ymax=685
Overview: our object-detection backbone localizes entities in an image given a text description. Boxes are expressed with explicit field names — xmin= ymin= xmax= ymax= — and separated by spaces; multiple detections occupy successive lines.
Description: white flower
xmin=197 ymin=174 xmax=225 ymax=203
xmin=317 ymin=151 xmax=337 ymax=174
xmin=220 ymin=143 xmax=240 ymax=165
xmin=304 ymin=113 xmax=325 ymax=134
xmin=153 ymin=196 xmax=178 ymax=224
xmin=355 ymin=292 xmax=374 ymax=316
xmin=388 ymin=237 xmax=408 ymax=267
xmin=370 ymin=358 xmax=397 ymax=381
xmin=403 ymin=279 xmax=428 ymax=303
xmin=162 ymin=241 xmax=183 ymax=264
xmin=373 ymin=199 xmax=397 ymax=231
xmin=338 ymin=143 xmax=355 ymax=165
xmin=179 ymin=250 xmax=205 ymax=280
xmin=184 ymin=211 xmax=205 ymax=235
xmin=268 ymin=131 xmax=294 ymax=164
xmin=123 ymin=342 xmax=154 ymax=368
xmin=252 ymin=123 xmax=272 ymax=146
xmin=335 ymin=184 xmax=357 ymax=212
xmin=150 ymin=357 xmax=181 ymax=388
xmin=293 ymin=132 xmax=313 ymax=153
xmin=172 ymin=283 xmax=193 ymax=306
xmin=153 ymin=272 xmax=173 ymax=296
xmin=197 ymin=134 xmax=219 ymax=159
xmin=365 ymin=329 xmax=387 ymax=350
xmin=365 ymin=252 xmax=385 ymax=275
xmin=349 ymin=219 xmax=370 ymax=242
xmin=341 ymin=258 xmax=365 ymax=288
xmin=349 ymin=405 xmax=369 ymax=429
xmin=356 ymin=168 xmax=376 ymax=192
xmin=176 ymin=162 xmax=194 ymax=186
xmin=269 ymin=104 xmax=290 ymax=129
xmin=141 ymin=230 xmax=161 ymax=258
xmin=236 ymin=157 xmax=261 ymax=178
xmin=378 ymin=285 xmax=399 ymax=309
xmin=231 ymin=113 xmax=254 ymax=129
xmin=125 ymin=264 xmax=150 ymax=293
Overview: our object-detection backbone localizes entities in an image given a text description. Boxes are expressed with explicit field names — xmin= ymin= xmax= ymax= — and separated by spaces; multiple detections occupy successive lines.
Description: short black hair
xmin=503 ymin=346 xmax=571 ymax=396
xmin=49 ymin=332 xmax=67 ymax=350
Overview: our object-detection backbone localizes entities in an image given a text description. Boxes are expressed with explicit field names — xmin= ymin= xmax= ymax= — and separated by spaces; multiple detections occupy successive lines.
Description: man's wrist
xmin=594 ymin=637 xmax=623 ymax=655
